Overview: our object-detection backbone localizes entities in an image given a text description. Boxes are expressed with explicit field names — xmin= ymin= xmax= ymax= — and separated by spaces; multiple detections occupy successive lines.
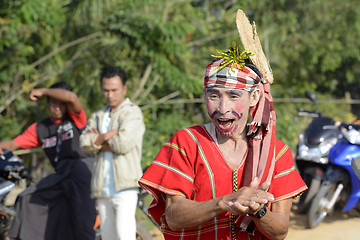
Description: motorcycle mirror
xmin=305 ymin=91 xmax=318 ymax=105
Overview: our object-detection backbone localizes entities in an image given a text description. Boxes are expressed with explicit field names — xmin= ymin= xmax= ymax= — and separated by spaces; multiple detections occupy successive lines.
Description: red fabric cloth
xmin=14 ymin=109 xmax=87 ymax=149
xmin=204 ymin=61 xmax=261 ymax=89
xmin=139 ymin=124 xmax=307 ymax=240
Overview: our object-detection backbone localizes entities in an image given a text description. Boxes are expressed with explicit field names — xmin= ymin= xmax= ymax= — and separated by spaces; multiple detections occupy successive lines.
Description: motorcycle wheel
xmin=95 ymin=222 xmax=152 ymax=240
xmin=307 ymin=182 xmax=339 ymax=229
xmin=297 ymin=176 xmax=321 ymax=214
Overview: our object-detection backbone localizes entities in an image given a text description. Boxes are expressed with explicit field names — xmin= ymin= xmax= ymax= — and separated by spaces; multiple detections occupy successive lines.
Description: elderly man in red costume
xmin=139 ymin=44 xmax=307 ymax=240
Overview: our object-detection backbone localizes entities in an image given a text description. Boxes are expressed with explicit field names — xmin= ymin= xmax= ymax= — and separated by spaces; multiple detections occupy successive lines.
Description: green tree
xmin=1 ymin=0 xmax=360 ymax=166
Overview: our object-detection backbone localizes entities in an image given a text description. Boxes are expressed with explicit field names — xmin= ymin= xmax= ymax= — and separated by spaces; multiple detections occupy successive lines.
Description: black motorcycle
xmin=295 ymin=91 xmax=340 ymax=213
xmin=0 ymin=150 xmax=31 ymax=240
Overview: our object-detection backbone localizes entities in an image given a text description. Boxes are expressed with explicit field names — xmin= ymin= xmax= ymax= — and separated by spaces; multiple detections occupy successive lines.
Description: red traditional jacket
xmin=139 ymin=124 xmax=307 ymax=240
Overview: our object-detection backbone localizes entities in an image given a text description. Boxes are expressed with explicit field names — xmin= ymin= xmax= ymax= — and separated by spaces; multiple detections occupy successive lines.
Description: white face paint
xmin=204 ymin=87 xmax=250 ymax=138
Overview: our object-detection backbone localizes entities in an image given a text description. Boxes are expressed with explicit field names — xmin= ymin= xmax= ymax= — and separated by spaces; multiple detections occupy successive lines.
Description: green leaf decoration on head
xmin=211 ymin=42 xmax=253 ymax=72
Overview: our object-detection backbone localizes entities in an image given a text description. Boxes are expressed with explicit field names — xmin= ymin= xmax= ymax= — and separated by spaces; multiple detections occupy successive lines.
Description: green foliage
xmin=1 ymin=0 xmax=360 ymax=171
xmin=141 ymin=105 xmax=202 ymax=169
xmin=0 ymin=0 xmax=67 ymax=134
xmin=274 ymin=102 xmax=301 ymax=153
xmin=252 ymin=0 xmax=360 ymax=99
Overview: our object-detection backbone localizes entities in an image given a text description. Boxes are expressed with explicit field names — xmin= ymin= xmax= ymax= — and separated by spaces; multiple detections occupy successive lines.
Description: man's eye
xmin=209 ymin=94 xmax=218 ymax=99
xmin=230 ymin=95 xmax=240 ymax=99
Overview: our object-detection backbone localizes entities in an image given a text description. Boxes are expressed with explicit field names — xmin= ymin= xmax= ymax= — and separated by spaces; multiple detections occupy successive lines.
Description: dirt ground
xmin=287 ymin=206 xmax=360 ymax=240
xmin=149 ymin=204 xmax=360 ymax=240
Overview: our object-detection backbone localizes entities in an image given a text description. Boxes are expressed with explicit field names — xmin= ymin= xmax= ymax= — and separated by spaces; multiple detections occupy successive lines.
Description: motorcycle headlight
xmin=319 ymin=137 xmax=338 ymax=155
xmin=297 ymin=137 xmax=338 ymax=163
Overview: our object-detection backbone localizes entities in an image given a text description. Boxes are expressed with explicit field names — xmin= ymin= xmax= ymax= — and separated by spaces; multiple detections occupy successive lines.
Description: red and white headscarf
xmin=204 ymin=59 xmax=276 ymax=189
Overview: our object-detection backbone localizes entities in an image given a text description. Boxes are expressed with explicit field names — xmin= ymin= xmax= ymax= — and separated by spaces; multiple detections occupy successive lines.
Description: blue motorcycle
xmin=307 ymin=123 xmax=360 ymax=228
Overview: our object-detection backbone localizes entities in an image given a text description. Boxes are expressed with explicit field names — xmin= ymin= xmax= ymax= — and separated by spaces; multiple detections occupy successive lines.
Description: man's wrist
xmin=217 ymin=196 xmax=228 ymax=212
xmin=251 ymin=204 xmax=267 ymax=219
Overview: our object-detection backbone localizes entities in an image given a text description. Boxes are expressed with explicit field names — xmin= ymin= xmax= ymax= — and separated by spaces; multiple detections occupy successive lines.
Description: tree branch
xmin=132 ymin=63 xmax=153 ymax=102
xmin=140 ymin=91 xmax=180 ymax=110
xmin=139 ymin=74 xmax=160 ymax=102
xmin=0 ymin=32 xmax=102 ymax=114
xmin=28 ymin=31 xmax=103 ymax=70
xmin=0 ymin=62 xmax=79 ymax=114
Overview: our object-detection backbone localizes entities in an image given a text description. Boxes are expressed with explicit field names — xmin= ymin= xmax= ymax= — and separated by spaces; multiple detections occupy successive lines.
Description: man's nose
xmin=217 ymin=97 xmax=229 ymax=114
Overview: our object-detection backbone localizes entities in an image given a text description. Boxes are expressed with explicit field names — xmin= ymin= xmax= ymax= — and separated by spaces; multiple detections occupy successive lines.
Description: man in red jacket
xmin=139 ymin=48 xmax=307 ymax=240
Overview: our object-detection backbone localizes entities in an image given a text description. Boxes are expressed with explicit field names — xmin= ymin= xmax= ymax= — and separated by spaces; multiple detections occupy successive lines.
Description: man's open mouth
xmin=217 ymin=118 xmax=234 ymax=129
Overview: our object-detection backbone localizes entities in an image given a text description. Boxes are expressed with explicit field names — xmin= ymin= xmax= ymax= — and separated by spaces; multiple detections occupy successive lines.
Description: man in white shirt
xmin=80 ymin=67 xmax=145 ymax=240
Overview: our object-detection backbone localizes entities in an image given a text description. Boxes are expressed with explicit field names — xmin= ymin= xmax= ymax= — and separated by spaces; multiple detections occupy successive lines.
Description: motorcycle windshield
xmin=304 ymin=117 xmax=338 ymax=147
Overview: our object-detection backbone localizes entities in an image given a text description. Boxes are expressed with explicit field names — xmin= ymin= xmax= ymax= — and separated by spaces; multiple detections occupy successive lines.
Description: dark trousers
xmin=9 ymin=158 xmax=96 ymax=240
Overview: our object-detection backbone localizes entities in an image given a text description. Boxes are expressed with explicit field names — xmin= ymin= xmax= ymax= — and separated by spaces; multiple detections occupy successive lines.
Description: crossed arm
xmin=83 ymin=128 xmax=118 ymax=152
xmin=80 ymin=108 xmax=145 ymax=154
xmin=165 ymin=177 xmax=292 ymax=240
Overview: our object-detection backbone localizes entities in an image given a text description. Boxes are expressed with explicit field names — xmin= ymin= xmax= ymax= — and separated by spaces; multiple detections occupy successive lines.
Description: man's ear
xmin=249 ymin=89 xmax=261 ymax=107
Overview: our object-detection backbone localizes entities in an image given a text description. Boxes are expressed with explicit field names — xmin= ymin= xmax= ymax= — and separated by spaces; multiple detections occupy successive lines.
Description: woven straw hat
xmin=236 ymin=9 xmax=273 ymax=84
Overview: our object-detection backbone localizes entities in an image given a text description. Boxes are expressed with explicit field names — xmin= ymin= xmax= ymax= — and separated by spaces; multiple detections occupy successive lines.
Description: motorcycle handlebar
xmin=298 ymin=109 xmax=321 ymax=118
xmin=338 ymin=123 xmax=360 ymax=145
